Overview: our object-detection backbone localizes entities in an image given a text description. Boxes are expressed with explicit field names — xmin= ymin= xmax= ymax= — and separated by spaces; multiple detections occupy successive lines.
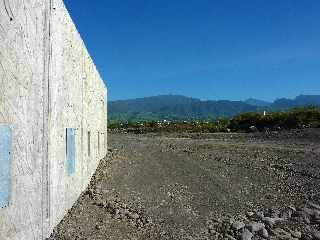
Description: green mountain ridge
xmin=108 ymin=94 xmax=320 ymax=121
xmin=244 ymin=98 xmax=272 ymax=107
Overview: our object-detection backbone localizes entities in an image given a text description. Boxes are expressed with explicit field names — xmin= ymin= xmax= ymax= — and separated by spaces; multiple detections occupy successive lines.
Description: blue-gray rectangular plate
xmin=0 ymin=125 xmax=12 ymax=208
xmin=66 ymin=128 xmax=76 ymax=176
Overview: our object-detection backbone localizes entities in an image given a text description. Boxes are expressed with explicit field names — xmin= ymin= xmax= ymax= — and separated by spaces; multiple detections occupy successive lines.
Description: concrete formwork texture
xmin=0 ymin=0 xmax=108 ymax=239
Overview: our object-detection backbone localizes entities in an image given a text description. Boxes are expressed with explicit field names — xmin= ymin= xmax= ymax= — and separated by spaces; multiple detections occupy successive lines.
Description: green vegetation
xmin=108 ymin=107 xmax=320 ymax=133
xmin=108 ymin=94 xmax=320 ymax=122
xmin=229 ymin=107 xmax=320 ymax=131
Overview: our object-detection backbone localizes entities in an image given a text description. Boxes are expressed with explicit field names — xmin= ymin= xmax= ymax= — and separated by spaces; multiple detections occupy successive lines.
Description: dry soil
xmin=48 ymin=129 xmax=320 ymax=240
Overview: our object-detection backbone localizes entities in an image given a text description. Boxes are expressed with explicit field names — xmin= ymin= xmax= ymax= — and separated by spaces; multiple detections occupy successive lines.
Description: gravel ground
xmin=48 ymin=129 xmax=320 ymax=240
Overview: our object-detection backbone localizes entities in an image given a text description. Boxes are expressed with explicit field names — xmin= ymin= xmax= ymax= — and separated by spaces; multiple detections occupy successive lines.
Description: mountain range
xmin=108 ymin=94 xmax=320 ymax=121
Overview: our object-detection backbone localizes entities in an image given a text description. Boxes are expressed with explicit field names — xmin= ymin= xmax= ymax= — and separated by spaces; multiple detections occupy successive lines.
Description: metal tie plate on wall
xmin=66 ymin=128 xmax=76 ymax=176
xmin=0 ymin=125 xmax=12 ymax=208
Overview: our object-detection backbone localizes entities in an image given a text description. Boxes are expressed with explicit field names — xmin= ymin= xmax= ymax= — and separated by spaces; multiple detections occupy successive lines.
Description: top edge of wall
xmin=56 ymin=0 xmax=108 ymax=90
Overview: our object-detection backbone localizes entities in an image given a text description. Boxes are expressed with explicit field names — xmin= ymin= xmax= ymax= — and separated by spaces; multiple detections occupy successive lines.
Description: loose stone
xmin=242 ymin=228 xmax=254 ymax=240
xmin=232 ymin=221 xmax=245 ymax=231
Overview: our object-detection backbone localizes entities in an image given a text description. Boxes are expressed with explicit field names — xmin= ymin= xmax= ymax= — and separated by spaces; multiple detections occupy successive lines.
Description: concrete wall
xmin=0 ymin=1 xmax=107 ymax=239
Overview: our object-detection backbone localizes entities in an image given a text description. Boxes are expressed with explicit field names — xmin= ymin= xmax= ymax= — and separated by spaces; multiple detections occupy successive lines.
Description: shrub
xmin=108 ymin=107 xmax=320 ymax=133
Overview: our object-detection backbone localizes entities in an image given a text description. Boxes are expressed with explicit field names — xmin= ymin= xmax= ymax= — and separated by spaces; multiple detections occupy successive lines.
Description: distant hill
xmin=108 ymin=94 xmax=320 ymax=121
xmin=245 ymin=98 xmax=271 ymax=107
xmin=108 ymin=95 xmax=257 ymax=121
xmin=272 ymin=95 xmax=320 ymax=109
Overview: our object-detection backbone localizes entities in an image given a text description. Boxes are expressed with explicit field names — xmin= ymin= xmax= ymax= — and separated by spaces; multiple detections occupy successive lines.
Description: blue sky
xmin=64 ymin=0 xmax=320 ymax=101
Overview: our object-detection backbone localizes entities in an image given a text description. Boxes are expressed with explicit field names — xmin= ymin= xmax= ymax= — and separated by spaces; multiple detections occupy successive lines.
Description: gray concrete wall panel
xmin=0 ymin=0 xmax=107 ymax=239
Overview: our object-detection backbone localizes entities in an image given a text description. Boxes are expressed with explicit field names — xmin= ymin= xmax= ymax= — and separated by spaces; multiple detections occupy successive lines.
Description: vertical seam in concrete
xmin=47 ymin=0 xmax=52 ymax=225
xmin=41 ymin=0 xmax=52 ymax=238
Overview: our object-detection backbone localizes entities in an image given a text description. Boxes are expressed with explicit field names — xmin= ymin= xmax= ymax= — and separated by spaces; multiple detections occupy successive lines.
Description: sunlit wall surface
xmin=0 ymin=1 xmax=108 ymax=239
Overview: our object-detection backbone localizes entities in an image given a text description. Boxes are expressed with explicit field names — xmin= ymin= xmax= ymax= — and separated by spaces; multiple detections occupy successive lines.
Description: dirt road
xmin=48 ymin=129 xmax=320 ymax=240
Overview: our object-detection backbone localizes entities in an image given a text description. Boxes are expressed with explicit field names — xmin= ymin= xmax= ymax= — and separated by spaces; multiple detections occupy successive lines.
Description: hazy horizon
xmin=108 ymin=93 xmax=318 ymax=103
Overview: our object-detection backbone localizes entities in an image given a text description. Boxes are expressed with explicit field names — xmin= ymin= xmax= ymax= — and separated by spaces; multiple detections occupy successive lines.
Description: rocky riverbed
xmin=48 ymin=129 xmax=320 ymax=240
